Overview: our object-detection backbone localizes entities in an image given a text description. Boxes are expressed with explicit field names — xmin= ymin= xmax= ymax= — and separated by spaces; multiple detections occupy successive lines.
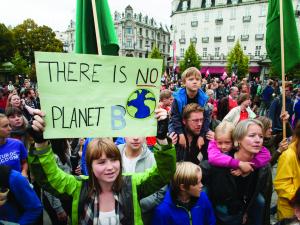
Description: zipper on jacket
xmin=176 ymin=205 xmax=192 ymax=225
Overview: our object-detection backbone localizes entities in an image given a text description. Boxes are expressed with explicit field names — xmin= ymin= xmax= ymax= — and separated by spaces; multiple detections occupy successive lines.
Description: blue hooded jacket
xmin=169 ymin=88 xmax=210 ymax=136
xmin=0 ymin=170 xmax=43 ymax=225
xmin=152 ymin=188 xmax=216 ymax=225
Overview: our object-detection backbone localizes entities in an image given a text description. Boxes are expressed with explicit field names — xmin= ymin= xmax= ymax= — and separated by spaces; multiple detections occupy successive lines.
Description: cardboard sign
xmin=35 ymin=52 xmax=162 ymax=138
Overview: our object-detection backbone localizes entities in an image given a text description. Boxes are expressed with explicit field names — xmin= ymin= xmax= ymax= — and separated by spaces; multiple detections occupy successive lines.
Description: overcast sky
xmin=0 ymin=0 xmax=172 ymax=31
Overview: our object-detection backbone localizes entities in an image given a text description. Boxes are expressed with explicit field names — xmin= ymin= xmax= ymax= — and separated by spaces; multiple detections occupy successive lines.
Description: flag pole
xmin=279 ymin=0 xmax=286 ymax=139
xmin=91 ymin=0 xmax=102 ymax=55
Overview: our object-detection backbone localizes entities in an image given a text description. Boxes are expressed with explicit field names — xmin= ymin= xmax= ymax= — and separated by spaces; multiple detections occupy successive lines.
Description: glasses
xmin=188 ymin=119 xmax=203 ymax=124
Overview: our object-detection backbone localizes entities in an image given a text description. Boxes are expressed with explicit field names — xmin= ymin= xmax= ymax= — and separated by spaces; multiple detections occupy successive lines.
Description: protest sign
xmin=35 ymin=52 xmax=162 ymax=138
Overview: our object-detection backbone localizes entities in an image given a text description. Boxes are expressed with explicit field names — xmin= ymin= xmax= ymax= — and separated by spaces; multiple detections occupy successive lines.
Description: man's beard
xmin=185 ymin=125 xmax=200 ymax=137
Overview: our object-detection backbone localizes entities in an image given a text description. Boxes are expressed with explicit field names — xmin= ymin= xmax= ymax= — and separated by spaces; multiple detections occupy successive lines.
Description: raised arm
xmin=27 ymin=110 xmax=83 ymax=198
xmin=134 ymin=108 xmax=176 ymax=199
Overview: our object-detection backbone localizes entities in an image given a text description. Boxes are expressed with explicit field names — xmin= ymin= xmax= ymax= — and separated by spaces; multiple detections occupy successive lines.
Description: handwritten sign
xmin=35 ymin=52 xmax=162 ymax=138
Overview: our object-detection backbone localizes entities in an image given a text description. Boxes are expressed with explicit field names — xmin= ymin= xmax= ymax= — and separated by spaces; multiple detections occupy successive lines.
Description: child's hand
xmin=197 ymin=136 xmax=205 ymax=149
xmin=168 ymin=132 xmax=178 ymax=145
xmin=206 ymin=130 xmax=215 ymax=141
xmin=179 ymin=134 xmax=187 ymax=148
xmin=231 ymin=168 xmax=242 ymax=176
xmin=238 ymin=161 xmax=254 ymax=173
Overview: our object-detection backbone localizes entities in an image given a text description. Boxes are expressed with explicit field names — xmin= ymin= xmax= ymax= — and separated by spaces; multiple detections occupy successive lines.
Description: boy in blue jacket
xmin=152 ymin=162 xmax=215 ymax=225
xmin=169 ymin=67 xmax=213 ymax=152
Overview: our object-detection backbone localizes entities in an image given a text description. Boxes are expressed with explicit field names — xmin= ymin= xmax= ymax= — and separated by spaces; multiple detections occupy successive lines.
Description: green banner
xmin=35 ymin=52 xmax=162 ymax=138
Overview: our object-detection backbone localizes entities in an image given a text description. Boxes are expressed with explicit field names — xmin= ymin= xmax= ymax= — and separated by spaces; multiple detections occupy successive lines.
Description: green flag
xmin=75 ymin=0 xmax=119 ymax=55
xmin=266 ymin=0 xmax=300 ymax=74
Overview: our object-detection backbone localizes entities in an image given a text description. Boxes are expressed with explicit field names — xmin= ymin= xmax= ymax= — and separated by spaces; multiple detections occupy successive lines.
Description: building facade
xmin=171 ymin=0 xmax=300 ymax=77
xmin=114 ymin=5 xmax=171 ymax=62
xmin=55 ymin=20 xmax=76 ymax=53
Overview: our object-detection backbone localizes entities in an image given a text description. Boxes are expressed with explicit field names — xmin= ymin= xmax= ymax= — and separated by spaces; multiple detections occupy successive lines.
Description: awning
xmin=200 ymin=66 xmax=261 ymax=75
xmin=249 ymin=66 xmax=261 ymax=73
xmin=200 ymin=66 xmax=225 ymax=74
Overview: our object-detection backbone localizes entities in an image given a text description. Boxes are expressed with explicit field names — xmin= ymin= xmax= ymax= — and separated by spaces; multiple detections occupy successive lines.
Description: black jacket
xmin=201 ymin=160 xmax=272 ymax=225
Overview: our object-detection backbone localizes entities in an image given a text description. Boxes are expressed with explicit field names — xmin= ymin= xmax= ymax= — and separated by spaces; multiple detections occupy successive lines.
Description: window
xmin=255 ymin=46 xmax=261 ymax=56
xmin=204 ymin=12 xmax=209 ymax=22
xmin=146 ymin=29 xmax=149 ymax=37
xmin=139 ymin=39 xmax=143 ymax=49
xmin=126 ymin=39 xmax=132 ymax=48
xmin=125 ymin=27 xmax=133 ymax=34
xmin=139 ymin=53 xmax=143 ymax=58
xmin=260 ymin=4 xmax=267 ymax=17
xmin=126 ymin=13 xmax=131 ymax=19
xmin=203 ymin=48 xmax=207 ymax=57
xmin=215 ymin=47 xmax=220 ymax=57
xmin=163 ymin=45 xmax=166 ymax=53
xmin=139 ymin=28 xmax=143 ymax=35
xmin=157 ymin=33 xmax=161 ymax=40
xmin=244 ymin=46 xmax=247 ymax=51
xmin=152 ymin=31 xmax=154 ymax=38
xmin=206 ymin=0 xmax=212 ymax=8
xmin=230 ymin=8 xmax=236 ymax=20
xmin=180 ymin=48 xmax=185 ymax=57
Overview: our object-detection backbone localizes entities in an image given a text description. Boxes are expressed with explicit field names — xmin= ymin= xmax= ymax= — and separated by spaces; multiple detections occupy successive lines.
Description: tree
xmin=179 ymin=43 xmax=201 ymax=73
xmin=226 ymin=41 xmax=249 ymax=79
xmin=11 ymin=51 xmax=30 ymax=76
xmin=149 ymin=45 xmax=165 ymax=74
xmin=0 ymin=23 xmax=15 ymax=63
xmin=13 ymin=19 xmax=63 ymax=65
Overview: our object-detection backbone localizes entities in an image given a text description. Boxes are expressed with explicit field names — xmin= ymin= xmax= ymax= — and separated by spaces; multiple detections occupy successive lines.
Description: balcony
xmin=191 ymin=21 xmax=198 ymax=27
xmin=255 ymin=34 xmax=264 ymax=40
xmin=179 ymin=38 xmax=186 ymax=44
xmin=214 ymin=36 xmax=222 ymax=42
xmin=190 ymin=37 xmax=197 ymax=43
xmin=243 ymin=16 xmax=251 ymax=22
xmin=241 ymin=34 xmax=249 ymax=41
xmin=202 ymin=37 xmax=209 ymax=43
xmin=227 ymin=35 xmax=235 ymax=42
xmin=215 ymin=18 xmax=223 ymax=25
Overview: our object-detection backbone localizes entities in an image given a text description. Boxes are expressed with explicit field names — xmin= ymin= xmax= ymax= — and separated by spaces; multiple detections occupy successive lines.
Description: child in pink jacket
xmin=208 ymin=121 xmax=271 ymax=174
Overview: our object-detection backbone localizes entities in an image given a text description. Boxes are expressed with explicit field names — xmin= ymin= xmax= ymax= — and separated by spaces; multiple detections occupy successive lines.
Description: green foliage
xmin=11 ymin=51 xmax=30 ymax=76
xmin=226 ymin=41 xmax=249 ymax=78
xmin=0 ymin=23 xmax=15 ymax=63
xmin=149 ymin=45 xmax=165 ymax=74
xmin=13 ymin=19 xmax=63 ymax=65
xmin=179 ymin=43 xmax=201 ymax=73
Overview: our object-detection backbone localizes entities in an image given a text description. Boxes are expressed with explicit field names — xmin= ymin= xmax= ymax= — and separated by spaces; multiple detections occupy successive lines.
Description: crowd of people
xmin=0 ymin=68 xmax=300 ymax=225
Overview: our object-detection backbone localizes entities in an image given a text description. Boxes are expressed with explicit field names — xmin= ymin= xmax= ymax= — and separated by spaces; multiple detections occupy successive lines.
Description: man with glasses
xmin=175 ymin=103 xmax=208 ymax=165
